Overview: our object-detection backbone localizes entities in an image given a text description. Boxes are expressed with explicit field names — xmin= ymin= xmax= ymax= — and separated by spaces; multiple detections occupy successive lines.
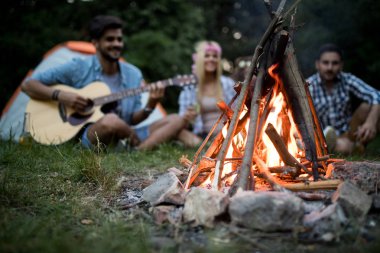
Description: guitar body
xmin=26 ymin=82 xmax=110 ymax=145
xmin=25 ymin=74 xmax=196 ymax=145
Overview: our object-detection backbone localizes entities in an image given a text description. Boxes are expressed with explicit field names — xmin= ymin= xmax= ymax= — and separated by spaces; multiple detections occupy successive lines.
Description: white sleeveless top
xmin=200 ymin=96 xmax=222 ymax=134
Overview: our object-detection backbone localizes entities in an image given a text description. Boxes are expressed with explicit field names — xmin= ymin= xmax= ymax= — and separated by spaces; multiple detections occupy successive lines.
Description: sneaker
xmin=323 ymin=126 xmax=337 ymax=152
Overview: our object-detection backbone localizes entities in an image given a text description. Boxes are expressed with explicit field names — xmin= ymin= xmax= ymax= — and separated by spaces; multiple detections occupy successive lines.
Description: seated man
xmin=21 ymin=15 xmax=187 ymax=150
xmin=307 ymin=43 xmax=380 ymax=154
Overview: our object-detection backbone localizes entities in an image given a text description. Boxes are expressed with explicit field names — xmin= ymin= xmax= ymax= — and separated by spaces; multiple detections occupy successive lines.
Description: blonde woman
xmin=178 ymin=41 xmax=236 ymax=138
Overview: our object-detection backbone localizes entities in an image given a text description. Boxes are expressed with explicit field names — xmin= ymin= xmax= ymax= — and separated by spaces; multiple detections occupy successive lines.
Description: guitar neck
xmin=92 ymin=77 xmax=187 ymax=106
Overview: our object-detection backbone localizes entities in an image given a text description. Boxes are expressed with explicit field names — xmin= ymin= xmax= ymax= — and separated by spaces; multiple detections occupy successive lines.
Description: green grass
xmin=0 ymin=140 xmax=196 ymax=253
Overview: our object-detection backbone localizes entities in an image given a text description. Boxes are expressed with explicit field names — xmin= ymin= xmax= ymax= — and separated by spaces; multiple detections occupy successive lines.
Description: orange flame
xmin=198 ymin=63 xmax=303 ymax=190
xmin=263 ymin=63 xmax=301 ymax=166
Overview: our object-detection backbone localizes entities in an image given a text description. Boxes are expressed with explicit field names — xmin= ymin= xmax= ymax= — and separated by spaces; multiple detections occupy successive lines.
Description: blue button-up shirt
xmin=307 ymin=72 xmax=380 ymax=135
xmin=30 ymin=55 xmax=143 ymax=124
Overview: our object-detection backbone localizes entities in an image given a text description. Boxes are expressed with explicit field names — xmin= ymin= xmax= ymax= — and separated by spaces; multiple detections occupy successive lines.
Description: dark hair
xmin=317 ymin=43 xmax=344 ymax=60
xmin=88 ymin=15 xmax=123 ymax=40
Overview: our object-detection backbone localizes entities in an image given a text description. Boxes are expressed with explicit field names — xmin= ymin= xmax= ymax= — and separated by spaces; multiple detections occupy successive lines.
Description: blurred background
xmin=1 ymin=0 xmax=379 ymax=111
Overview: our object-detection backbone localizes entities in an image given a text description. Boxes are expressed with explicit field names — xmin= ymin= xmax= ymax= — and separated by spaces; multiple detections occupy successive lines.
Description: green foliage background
xmin=1 ymin=0 xmax=380 ymax=112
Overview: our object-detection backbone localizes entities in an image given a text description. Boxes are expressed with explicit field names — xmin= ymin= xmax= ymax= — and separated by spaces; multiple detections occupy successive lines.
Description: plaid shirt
xmin=178 ymin=75 xmax=236 ymax=135
xmin=307 ymin=72 xmax=380 ymax=135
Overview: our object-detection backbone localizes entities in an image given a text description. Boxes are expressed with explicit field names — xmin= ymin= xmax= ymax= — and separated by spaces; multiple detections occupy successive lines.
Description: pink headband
xmin=191 ymin=43 xmax=221 ymax=73
xmin=205 ymin=44 xmax=222 ymax=55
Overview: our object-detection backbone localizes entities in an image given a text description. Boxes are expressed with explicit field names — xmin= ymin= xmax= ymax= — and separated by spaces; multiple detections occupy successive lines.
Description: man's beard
xmin=100 ymin=47 xmax=122 ymax=62
xmin=322 ymin=71 xmax=338 ymax=82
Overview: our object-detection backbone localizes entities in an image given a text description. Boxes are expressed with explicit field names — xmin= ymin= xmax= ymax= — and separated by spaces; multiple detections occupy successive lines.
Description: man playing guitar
xmin=22 ymin=15 xmax=199 ymax=150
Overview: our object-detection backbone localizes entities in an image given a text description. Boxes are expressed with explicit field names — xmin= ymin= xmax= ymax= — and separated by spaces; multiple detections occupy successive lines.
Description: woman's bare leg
xmin=137 ymin=114 xmax=185 ymax=150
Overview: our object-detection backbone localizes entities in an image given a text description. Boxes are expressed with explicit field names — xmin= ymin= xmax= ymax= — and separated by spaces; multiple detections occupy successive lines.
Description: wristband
xmin=52 ymin=90 xmax=61 ymax=101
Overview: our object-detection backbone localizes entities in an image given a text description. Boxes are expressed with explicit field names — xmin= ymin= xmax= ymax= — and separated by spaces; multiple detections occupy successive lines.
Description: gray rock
xmin=152 ymin=205 xmax=183 ymax=225
xmin=229 ymin=191 xmax=304 ymax=232
xmin=183 ymin=187 xmax=229 ymax=228
xmin=331 ymin=181 xmax=372 ymax=222
xmin=371 ymin=194 xmax=380 ymax=210
xmin=143 ymin=172 xmax=186 ymax=206
xmin=302 ymin=201 xmax=326 ymax=214
xmin=303 ymin=203 xmax=347 ymax=242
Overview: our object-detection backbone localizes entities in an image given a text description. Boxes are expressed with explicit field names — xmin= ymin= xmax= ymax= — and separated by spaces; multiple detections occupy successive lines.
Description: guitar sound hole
xmin=101 ymin=101 xmax=118 ymax=114
xmin=68 ymin=113 xmax=92 ymax=126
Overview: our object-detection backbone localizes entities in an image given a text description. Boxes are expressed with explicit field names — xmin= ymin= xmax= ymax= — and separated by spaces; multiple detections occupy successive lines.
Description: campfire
xmin=139 ymin=1 xmax=379 ymax=244
xmin=182 ymin=1 xmax=341 ymax=195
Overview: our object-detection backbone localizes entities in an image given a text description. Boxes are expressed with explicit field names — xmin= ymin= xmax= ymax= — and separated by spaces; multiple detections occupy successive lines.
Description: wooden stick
xmin=268 ymin=165 xmax=297 ymax=174
xmin=236 ymin=67 xmax=265 ymax=191
xmin=280 ymin=41 xmax=320 ymax=181
xmin=300 ymin=155 xmax=329 ymax=163
xmin=326 ymin=158 xmax=345 ymax=163
xmin=265 ymin=123 xmax=312 ymax=175
xmin=305 ymin=85 xmax=328 ymax=156
xmin=179 ymin=156 xmax=192 ymax=167
xmin=300 ymin=155 xmax=330 ymax=168
xmin=253 ymin=155 xmax=288 ymax=192
xmin=217 ymin=101 xmax=234 ymax=119
xmin=283 ymin=179 xmax=341 ymax=191
xmin=272 ymin=30 xmax=290 ymax=64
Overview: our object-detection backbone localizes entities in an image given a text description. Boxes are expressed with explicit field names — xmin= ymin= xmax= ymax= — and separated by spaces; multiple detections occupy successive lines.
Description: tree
xmin=0 ymin=0 xmax=205 ymax=111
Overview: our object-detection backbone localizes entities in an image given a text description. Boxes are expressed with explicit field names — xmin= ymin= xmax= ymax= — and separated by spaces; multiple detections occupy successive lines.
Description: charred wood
xmin=279 ymin=42 xmax=320 ymax=181
xmin=265 ymin=123 xmax=312 ymax=176
xmin=253 ymin=155 xmax=288 ymax=192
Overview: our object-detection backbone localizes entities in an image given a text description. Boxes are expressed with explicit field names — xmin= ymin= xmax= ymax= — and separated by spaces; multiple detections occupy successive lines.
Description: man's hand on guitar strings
xmin=57 ymin=90 xmax=91 ymax=114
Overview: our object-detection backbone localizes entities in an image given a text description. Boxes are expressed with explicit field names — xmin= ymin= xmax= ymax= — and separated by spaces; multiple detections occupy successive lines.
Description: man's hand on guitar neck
xmin=57 ymin=90 xmax=91 ymax=114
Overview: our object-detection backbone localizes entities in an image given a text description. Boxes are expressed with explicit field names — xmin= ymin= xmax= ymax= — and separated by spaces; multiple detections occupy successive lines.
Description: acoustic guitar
xmin=25 ymin=74 xmax=196 ymax=145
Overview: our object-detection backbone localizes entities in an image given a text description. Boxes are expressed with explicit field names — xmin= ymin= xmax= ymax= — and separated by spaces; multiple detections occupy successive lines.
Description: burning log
xmin=268 ymin=165 xmax=297 ymax=174
xmin=265 ymin=123 xmax=312 ymax=175
xmin=182 ymin=155 xmax=297 ymax=176
xmin=253 ymin=155 xmax=288 ymax=192
xmin=186 ymin=112 xmax=250 ymax=188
